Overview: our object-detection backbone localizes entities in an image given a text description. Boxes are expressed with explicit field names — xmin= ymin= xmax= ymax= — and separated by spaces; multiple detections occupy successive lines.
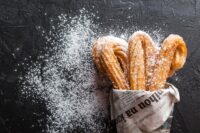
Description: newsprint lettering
xmin=115 ymin=90 xmax=163 ymax=124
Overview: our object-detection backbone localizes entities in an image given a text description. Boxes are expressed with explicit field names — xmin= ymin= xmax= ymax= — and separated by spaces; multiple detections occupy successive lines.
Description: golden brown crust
xmin=92 ymin=36 xmax=129 ymax=90
xmin=128 ymin=35 xmax=145 ymax=90
xmin=92 ymin=32 xmax=187 ymax=91
xmin=128 ymin=31 xmax=156 ymax=90
xmin=148 ymin=34 xmax=187 ymax=91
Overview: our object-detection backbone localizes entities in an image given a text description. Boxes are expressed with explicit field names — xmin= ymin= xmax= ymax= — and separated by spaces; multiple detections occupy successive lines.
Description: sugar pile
xmin=21 ymin=9 xmax=111 ymax=133
xmin=20 ymin=9 xmax=165 ymax=133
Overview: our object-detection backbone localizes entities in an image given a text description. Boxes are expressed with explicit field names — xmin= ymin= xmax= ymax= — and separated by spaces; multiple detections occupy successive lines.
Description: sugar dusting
xmin=20 ymin=9 xmax=165 ymax=132
xmin=21 ymin=9 xmax=111 ymax=132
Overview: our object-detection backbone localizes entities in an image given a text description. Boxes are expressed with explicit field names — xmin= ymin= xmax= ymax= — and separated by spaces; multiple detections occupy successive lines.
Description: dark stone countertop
xmin=0 ymin=0 xmax=200 ymax=133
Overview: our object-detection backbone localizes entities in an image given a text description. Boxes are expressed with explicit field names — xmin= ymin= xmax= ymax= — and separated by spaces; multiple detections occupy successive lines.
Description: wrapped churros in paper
xmin=92 ymin=31 xmax=187 ymax=133
xmin=110 ymin=83 xmax=179 ymax=133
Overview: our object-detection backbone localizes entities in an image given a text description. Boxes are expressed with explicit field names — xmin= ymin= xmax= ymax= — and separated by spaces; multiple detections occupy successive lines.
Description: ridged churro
xmin=128 ymin=31 xmax=156 ymax=90
xmin=148 ymin=34 xmax=187 ymax=91
xmin=92 ymin=36 xmax=129 ymax=89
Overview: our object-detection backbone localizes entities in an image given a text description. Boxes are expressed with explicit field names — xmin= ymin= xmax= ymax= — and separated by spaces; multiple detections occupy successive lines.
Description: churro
xmin=92 ymin=36 xmax=129 ymax=89
xmin=148 ymin=34 xmax=187 ymax=91
xmin=128 ymin=31 xmax=156 ymax=90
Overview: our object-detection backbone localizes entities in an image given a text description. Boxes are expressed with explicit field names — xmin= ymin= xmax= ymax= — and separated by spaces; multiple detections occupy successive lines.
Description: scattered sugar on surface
xmin=21 ymin=9 xmax=111 ymax=133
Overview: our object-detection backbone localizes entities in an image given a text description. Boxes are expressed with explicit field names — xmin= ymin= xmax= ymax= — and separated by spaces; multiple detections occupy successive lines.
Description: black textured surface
xmin=0 ymin=0 xmax=200 ymax=133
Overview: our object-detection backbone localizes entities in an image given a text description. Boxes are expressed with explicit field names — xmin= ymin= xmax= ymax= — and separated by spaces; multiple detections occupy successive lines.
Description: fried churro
xmin=148 ymin=34 xmax=187 ymax=91
xmin=92 ymin=36 xmax=129 ymax=89
xmin=128 ymin=31 xmax=156 ymax=90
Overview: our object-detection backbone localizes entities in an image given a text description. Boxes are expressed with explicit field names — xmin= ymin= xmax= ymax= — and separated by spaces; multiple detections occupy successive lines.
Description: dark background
xmin=0 ymin=0 xmax=200 ymax=133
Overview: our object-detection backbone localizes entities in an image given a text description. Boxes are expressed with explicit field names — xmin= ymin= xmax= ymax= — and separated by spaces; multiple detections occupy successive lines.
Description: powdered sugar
xmin=94 ymin=36 xmax=128 ymax=52
xmin=21 ymin=9 xmax=110 ymax=133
